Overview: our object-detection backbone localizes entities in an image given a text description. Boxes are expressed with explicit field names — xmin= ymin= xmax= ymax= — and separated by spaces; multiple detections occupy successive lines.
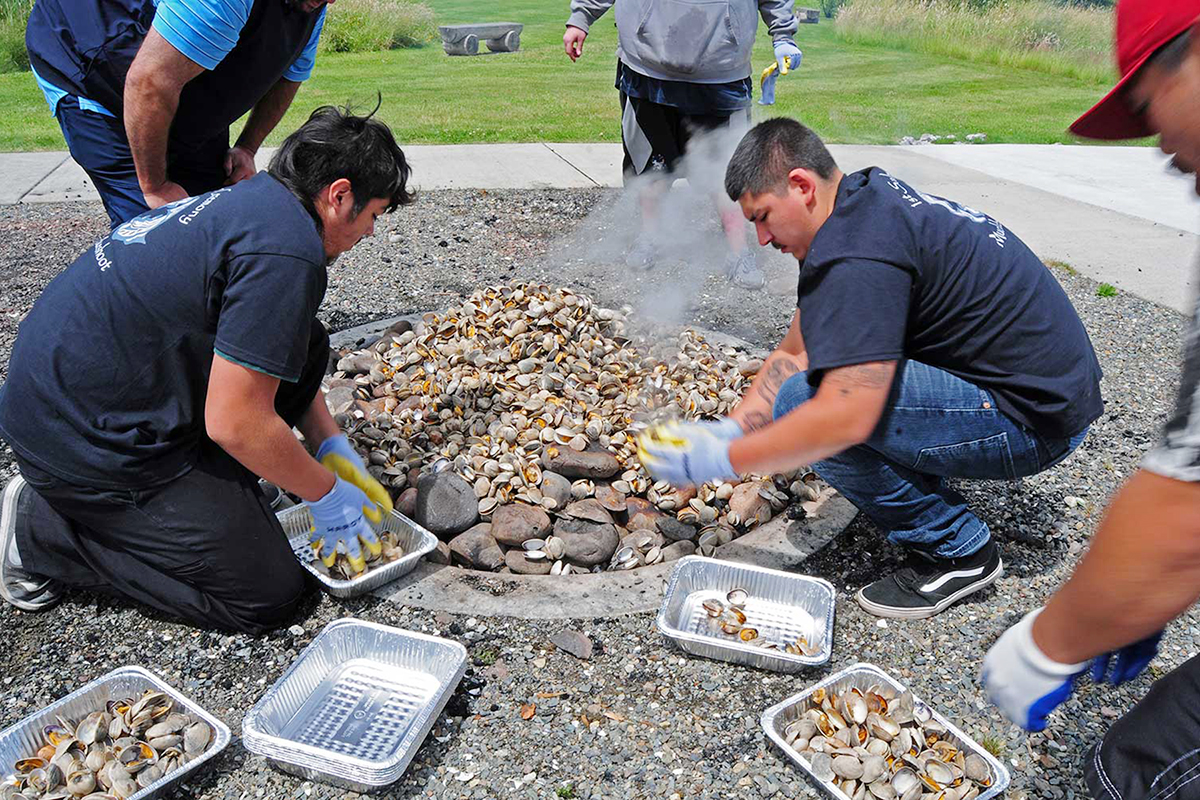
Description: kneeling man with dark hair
xmin=0 ymin=106 xmax=414 ymax=633
xmin=640 ymin=117 xmax=1102 ymax=619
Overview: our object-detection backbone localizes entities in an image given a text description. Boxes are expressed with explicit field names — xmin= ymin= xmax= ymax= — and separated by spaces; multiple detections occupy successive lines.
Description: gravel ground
xmin=0 ymin=189 xmax=1192 ymax=800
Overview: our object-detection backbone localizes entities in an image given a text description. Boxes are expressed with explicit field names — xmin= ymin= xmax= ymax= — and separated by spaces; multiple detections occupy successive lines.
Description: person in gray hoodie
xmin=564 ymin=0 xmax=801 ymax=289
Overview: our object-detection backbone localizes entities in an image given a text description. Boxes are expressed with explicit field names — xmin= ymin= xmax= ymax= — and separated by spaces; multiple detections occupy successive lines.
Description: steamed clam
xmin=785 ymin=685 xmax=995 ymax=797
xmin=7 ymin=690 xmax=213 ymax=800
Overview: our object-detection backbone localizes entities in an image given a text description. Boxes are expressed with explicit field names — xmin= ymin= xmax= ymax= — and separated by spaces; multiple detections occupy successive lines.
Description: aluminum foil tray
xmin=656 ymin=555 xmax=835 ymax=671
xmin=0 ymin=666 xmax=230 ymax=800
xmin=242 ymin=618 xmax=467 ymax=793
xmin=762 ymin=663 xmax=1010 ymax=800
xmin=277 ymin=505 xmax=438 ymax=598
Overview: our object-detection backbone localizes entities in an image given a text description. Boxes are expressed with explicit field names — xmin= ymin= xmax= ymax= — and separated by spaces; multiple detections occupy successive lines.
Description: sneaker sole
xmin=854 ymin=558 xmax=1004 ymax=620
xmin=0 ymin=475 xmax=58 ymax=612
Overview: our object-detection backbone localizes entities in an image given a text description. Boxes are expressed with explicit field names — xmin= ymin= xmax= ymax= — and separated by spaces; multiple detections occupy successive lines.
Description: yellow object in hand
xmin=319 ymin=453 xmax=390 ymax=557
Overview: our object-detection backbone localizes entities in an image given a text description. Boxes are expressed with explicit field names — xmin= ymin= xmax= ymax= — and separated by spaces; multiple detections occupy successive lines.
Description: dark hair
xmin=724 ymin=118 xmax=839 ymax=200
xmin=1153 ymin=30 xmax=1191 ymax=72
xmin=269 ymin=100 xmax=415 ymax=227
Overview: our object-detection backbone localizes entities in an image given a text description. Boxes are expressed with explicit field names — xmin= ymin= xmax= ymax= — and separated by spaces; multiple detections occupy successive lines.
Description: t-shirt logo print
xmin=111 ymin=196 xmax=203 ymax=246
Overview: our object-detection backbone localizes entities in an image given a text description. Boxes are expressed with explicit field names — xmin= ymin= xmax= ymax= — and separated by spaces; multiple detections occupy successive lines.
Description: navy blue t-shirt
xmin=0 ymin=173 xmax=327 ymax=489
xmin=799 ymin=168 xmax=1103 ymax=439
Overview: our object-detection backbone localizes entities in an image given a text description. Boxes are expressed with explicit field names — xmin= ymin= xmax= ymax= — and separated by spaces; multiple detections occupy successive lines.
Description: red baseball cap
xmin=1070 ymin=1 xmax=1200 ymax=140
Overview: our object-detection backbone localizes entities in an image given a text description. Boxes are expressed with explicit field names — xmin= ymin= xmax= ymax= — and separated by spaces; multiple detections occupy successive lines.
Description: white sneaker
xmin=0 ymin=475 xmax=61 ymax=612
xmin=625 ymin=233 xmax=658 ymax=270
xmin=724 ymin=250 xmax=765 ymax=290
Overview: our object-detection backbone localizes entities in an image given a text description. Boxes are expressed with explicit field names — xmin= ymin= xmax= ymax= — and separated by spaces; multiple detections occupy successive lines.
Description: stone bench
xmin=438 ymin=23 xmax=524 ymax=56
xmin=797 ymin=7 xmax=819 ymax=23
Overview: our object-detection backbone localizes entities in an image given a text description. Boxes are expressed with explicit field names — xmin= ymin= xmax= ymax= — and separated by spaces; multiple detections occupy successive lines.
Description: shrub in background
xmin=0 ymin=0 xmax=32 ymax=73
xmin=819 ymin=0 xmax=845 ymax=18
xmin=834 ymin=0 xmax=1114 ymax=84
xmin=319 ymin=0 xmax=438 ymax=53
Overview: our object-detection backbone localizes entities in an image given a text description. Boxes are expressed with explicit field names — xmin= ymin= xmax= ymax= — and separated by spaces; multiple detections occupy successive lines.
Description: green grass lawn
xmin=0 ymin=0 xmax=1137 ymax=151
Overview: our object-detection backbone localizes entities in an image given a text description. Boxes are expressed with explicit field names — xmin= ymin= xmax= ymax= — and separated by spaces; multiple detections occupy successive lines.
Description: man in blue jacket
xmin=25 ymin=0 xmax=329 ymax=227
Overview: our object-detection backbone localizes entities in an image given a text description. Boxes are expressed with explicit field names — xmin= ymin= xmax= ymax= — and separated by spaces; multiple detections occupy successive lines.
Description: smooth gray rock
xmin=397 ymin=486 xmax=418 ymax=518
xmin=426 ymin=540 xmax=452 ymax=566
xmin=540 ymin=471 xmax=572 ymax=511
xmin=544 ymin=448 xmax=621 ymax=479
xmin=505 ymin=549 xmax=552 ymax=575
xmin=554 ymin=517 xmax=619 ymax=567
xmin=324 ymin=386 xmax=356 ymax=416
xmin=448 ymin=523 xmax=503 ymax=570
xmin=490 ymin=502 xmax=551 ymax=547
xmin=656 ymin=517 xmax=698 ymax=543
xmin=414 ymin=472 xmax=480 ymax=538
xmin=661 ymin=541 xmax=697 ymax=562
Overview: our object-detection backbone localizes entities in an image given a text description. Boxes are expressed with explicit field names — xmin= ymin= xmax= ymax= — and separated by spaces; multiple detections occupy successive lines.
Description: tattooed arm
xmin=728 ymin=359 xmax=896 ymax=476
xmin=729 ymin=310 xmax=809 ymax=434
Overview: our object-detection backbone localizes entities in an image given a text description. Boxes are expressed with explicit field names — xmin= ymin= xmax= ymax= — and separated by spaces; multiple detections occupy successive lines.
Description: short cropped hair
xmin=269 ymin=102 xmax=415 ymax=226
xmin=724 ymin=118 xmax=839 ymax=200
xmin=1153 ymin=29 xmax=1191 ymax=73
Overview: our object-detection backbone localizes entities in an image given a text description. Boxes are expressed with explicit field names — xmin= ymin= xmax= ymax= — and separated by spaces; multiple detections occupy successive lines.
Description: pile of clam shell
xmin=2 ymin=690 xmax=212 ymax=800
xmin=311 ymin=528 xmax=405 ymax=580
xmin=326 ymin=283 xmax=824 ymax=572
xmin=784 ymin=686 xmax=995 ymax=800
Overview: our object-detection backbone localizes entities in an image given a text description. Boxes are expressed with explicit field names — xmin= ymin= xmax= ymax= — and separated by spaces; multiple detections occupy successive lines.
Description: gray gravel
xmin=0 ymin=190 xmax=1192 ymax=799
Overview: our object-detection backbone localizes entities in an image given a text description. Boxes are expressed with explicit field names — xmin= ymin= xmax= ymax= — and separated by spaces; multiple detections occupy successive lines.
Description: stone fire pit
xmin=324 ymin=283 xmax=828 ymax=579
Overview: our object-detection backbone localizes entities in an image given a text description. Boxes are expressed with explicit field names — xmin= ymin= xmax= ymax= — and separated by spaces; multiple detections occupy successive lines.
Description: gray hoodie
xmin=567 ymin=0 xmax=798 ymax=85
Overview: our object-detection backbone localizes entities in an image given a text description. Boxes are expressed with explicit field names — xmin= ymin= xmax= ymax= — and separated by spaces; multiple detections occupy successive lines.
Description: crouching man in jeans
xmin=0 ymin=105 xmax=412 ymax=633
xmin=640 ymin=118 xmax=1102 ymax=619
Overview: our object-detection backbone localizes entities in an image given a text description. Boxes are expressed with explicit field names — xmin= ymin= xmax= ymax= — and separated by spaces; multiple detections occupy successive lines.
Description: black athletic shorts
xmin=619 ymin=92 xmax=751 ymax=181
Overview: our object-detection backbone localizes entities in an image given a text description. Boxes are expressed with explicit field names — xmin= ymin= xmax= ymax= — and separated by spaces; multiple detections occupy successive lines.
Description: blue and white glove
xmin=774 ymin=40 xmax=803 ymax=75
xmin=307 ymin=476 xmax=382 ymax=574
xmin=981 ymin=609 xmax=1089 ymax=731
xmin=1091 ymin=630 xmax=1162 ymax=685
xmin=637 ymin=422 xmax=739 ymax=488
xmin=699 ymin=417 xmax=745 ymax=443
xmin=315 ymin=433 xmax=393 ymax=520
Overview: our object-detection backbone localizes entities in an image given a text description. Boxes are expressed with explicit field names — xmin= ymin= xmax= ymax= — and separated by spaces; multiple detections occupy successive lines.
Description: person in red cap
xmin=982 ymin=0 xmax=1200 ymax=792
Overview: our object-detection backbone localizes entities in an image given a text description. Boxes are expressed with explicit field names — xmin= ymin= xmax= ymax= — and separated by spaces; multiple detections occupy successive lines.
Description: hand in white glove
xmin=637 ymin=422 xmax=739 ymax=488
xmin=773 ymin=40 xmax=803 ymax=75
xmin=698 ymin=417 xmax=745 ymax=443
xmin=980 ymin=609 xmax=1089 ymax=731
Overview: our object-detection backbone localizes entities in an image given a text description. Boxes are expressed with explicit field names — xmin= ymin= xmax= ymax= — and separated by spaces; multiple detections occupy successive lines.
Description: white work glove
xmin=699 ymin=417 xmax=745 ymax=443
xmin=980 ymin=609 xmax=1088 ymax=731
xmin=773 ymin=40 xmax=803 ymax=75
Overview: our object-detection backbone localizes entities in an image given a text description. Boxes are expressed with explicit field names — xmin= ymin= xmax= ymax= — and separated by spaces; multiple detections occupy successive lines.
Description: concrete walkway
xmin=3 ymin=142 xmax=1197 ymax=313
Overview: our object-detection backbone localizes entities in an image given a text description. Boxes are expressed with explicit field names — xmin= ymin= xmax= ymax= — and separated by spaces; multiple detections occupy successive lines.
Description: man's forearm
xmin=729 ymin=349 xmax=808 ymax=434
xmin=729 ymin=394 xmax=864 ymax=476
xmin=215 ymin=407 xmax=335 ymax=503
xmin=298 ymin=390 xmax=342 ymax=449
xmin=1034 ymin=469 xmax=1200 ymax=664
xmin=125 ymin=75 xmax=181 ymax=192
xmin=235 ymin=79 xmax=302 ymax=155
xmin=567 ymin=0 xmax=615 ymax=32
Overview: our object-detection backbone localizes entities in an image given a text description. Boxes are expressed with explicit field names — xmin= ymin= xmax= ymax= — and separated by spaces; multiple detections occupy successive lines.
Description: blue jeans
xmin=773 ymin=361 xmax=1087 ymax=558
xmin=55 ymin=96 xmax=230 ymax=229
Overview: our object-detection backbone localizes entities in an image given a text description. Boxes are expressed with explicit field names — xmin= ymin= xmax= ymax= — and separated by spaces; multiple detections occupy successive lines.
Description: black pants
xmin=14 ymin=319 xmax=330 ymax=634
xmin=1085 ymin=652 xmax=1200 ymax=799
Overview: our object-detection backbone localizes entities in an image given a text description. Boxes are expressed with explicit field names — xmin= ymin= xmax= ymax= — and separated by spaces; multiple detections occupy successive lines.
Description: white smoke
xmin=546 ymin=110 xmax=795 ymax=327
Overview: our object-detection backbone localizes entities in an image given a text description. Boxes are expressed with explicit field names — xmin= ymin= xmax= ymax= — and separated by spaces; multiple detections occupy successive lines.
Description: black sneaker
xmin=855 ymin=540 xmax=1003 ymax=619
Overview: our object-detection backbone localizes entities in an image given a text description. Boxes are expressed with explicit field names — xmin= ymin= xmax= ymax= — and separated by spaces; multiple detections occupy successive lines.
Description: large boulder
xmin=448 ymin=523 xmax=504 ymax=570
xmin=490 ymin=502 xmax=552 ymax=547
xmin=554 ymin=517 xmax=619 ymax=567
xmin=505 ymin=549 xmax=552 ymax=575
xmin=544 ymin=448 xmax=620 ymax=479
xmin=414 ymin=472 xmax=480 ymax=538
